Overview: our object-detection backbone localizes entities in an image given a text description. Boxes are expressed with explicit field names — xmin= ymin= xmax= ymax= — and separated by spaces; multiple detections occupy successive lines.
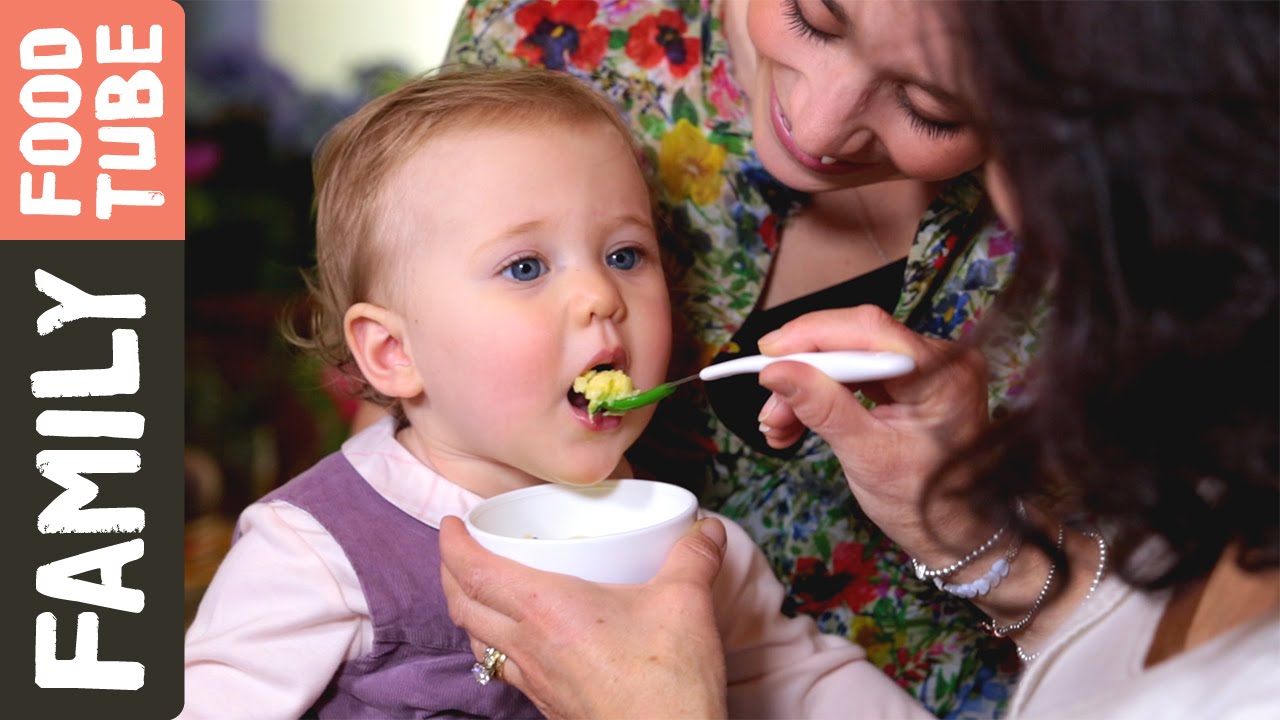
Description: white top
xmin=1010 ymin=574 xmax=1280 ymax=719
xmin=183 ymin=417 xmax=926 ymax=720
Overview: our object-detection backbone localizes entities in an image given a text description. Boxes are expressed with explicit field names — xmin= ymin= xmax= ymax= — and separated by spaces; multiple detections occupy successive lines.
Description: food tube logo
xmin=20 ymin=26 xmax=165 ymax=221
xmin=4 ymin=0 xmax=184 ymax=240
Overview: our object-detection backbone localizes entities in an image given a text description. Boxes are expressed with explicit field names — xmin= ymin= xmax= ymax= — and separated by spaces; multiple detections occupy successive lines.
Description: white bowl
xmin=465 ymin=479 xmax=698 ymax=584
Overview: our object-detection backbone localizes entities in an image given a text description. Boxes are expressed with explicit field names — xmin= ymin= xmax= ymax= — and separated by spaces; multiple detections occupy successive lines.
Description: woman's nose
xmin=787 ymin=74 xmax=874 ymax=158
xmin=571 ymin=267 xmax=626 ymax=325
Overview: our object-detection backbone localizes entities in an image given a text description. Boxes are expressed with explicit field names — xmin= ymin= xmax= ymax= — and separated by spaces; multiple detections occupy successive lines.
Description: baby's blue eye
xmin=503 ymin=257 xmax=546 ymax=282
xmin=607 ymin=248 xmax=639 ymax=270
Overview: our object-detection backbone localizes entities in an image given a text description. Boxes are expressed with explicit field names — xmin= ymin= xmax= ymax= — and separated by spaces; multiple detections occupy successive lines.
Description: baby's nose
xmin=571 ymin=267 xmax=626 ymax=324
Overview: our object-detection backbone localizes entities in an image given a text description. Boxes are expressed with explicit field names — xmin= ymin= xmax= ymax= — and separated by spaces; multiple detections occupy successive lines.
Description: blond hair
xmin=291 ymin=67 xmax=643 ymax=420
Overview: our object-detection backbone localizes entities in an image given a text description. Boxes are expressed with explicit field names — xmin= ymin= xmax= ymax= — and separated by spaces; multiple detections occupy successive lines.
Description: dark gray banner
xmin=2 ymin=240 xmax=183 ymax=718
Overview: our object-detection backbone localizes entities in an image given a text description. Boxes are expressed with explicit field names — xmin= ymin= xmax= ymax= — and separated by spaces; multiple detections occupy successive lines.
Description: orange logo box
xmin=2 ymin=0 xmax=183 ymax=240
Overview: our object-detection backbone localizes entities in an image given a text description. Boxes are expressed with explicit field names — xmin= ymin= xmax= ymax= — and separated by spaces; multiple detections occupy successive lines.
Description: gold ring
xmin=471 ymin=646 xmax=507 ymax=685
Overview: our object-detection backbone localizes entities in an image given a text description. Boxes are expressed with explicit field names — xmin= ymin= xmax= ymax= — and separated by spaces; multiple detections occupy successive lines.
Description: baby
xmin=182 ymin=68 xmax=920 ymax=719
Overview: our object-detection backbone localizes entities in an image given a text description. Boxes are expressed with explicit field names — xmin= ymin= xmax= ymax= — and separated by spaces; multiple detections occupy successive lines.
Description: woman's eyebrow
xmin=822 ymin=0 xmax=850 ymax=25
xmin=892 ymin=71 xmax=964 ymax=109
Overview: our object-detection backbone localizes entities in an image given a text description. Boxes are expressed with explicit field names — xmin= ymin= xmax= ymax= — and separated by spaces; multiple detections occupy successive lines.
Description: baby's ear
xmin=344 ymin=302 xmax=423 ymax=399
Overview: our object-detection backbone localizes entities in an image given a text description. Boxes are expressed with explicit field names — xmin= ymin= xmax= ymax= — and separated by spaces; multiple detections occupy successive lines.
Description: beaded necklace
xmin=1015 ymin=531 xmax=1109 ymax=663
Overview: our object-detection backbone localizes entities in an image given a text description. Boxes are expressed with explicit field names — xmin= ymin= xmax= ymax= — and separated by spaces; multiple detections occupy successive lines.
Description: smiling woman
xmin=447 ymin=1 xmax=1038 ymax=715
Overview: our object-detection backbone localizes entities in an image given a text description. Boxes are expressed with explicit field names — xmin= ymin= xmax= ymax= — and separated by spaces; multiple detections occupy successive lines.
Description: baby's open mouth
xmin=568 ymin=364 xmax=614 ymax=409
xmin=569 ymin=365 xmax=635 ymax=416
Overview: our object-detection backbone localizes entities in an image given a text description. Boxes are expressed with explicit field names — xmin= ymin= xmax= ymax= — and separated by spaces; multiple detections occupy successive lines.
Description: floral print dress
xmin=447 ymin=1 xmax=1040 ymax=717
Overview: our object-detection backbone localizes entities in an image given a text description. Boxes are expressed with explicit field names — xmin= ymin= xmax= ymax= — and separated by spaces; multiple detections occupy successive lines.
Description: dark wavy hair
xmin=941 ymin=1 xmax=1278 ymax=589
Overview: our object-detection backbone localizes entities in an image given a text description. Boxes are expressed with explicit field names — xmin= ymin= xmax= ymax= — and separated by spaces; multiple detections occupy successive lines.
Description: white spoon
xmin=597 ymin=350 xmax=915 ymax=413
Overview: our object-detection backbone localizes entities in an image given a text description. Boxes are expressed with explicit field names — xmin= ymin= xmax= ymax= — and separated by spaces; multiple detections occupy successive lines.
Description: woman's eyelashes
xmin=895 ymin=86 xmax=963 ymax=140
xmin=784 ymin=0 xmax=838 ymax=43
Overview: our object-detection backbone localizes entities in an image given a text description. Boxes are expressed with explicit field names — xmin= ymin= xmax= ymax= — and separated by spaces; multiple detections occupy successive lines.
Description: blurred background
xmin=183 ymin=0 xmax=467 ymax=625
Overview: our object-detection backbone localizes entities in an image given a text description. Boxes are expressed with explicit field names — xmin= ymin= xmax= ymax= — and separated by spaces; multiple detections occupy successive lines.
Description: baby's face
xmin=384 ymin=121 xmax=671 ymax=495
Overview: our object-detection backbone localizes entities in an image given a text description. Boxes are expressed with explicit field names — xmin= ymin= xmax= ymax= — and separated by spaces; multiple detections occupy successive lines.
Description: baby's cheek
xmin=466 ymin=324 xmax=560 ymax=394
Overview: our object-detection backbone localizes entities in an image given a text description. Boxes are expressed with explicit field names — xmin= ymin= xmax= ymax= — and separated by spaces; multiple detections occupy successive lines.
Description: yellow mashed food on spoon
xmin=573 ymin=369 xmax=635 ymax=416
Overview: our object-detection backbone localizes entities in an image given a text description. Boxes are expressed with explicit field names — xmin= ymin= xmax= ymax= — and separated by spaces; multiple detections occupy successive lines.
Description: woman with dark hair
xmin=439 ymin=1 xmax=1278 ymax=717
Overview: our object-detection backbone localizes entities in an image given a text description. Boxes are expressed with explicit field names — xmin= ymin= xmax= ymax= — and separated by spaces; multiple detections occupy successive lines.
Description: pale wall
xmin=262 ymin=0 xmax=469 ymax=94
